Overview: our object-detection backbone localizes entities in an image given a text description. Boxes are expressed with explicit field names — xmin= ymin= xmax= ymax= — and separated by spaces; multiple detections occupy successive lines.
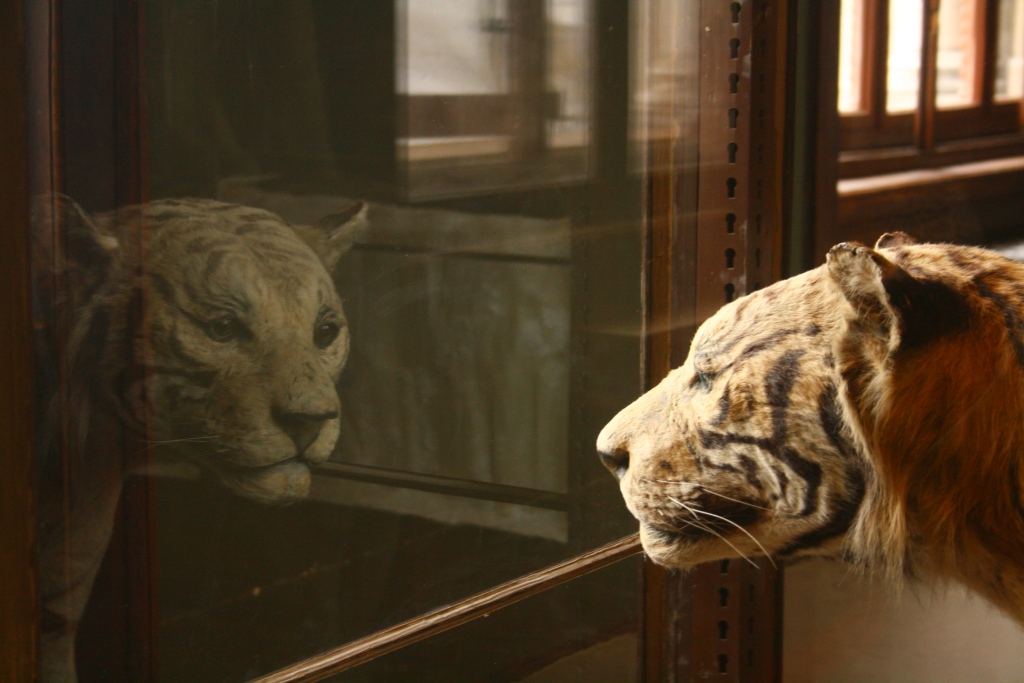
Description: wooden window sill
xmin=838 ymin=155 xmax=1024 ymax=197
xmin=839 ymin=133 xmax=1024 ymax=178
xmin=836 ymin=155 xmax=1024 ymax=246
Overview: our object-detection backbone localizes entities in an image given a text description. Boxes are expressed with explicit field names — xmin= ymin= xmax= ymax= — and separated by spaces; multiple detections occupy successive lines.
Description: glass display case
xmin=1 ymin=1 xmax=789 ymax=681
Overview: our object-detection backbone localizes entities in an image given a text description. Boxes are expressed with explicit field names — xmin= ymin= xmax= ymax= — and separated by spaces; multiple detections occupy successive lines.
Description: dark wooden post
xmin=0 ymin=0 xmax=40 ymax=678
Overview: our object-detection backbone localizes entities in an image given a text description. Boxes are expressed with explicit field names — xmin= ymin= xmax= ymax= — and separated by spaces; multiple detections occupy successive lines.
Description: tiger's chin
xmin=211 ymin=459 xmax=312 ymax=504
xmin=639 ymin=523 xmax=768 ymax=569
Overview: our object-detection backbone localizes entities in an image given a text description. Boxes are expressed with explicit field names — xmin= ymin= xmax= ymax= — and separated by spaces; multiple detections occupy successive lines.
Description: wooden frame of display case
xmin=0 ymin=0 xmax=795 ymax=680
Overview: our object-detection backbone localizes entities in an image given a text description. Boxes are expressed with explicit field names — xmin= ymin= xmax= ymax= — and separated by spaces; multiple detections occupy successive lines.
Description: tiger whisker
xmin=641 ymin=477 xmax=773 ymax=513
xmin=668 ymin=496 xmax=777 ymax=569
xmin=696 ymin=485 xmax=774 ymax=512
xmin=670 ymin=510 xmax=761 ymax=570
xmin=660 ymin=499 xmax=758 ymax=569
xmin=667 ymin=507 xmax=757 ymax=573
xmin=145 ymin=436 xmax=219 ymax=445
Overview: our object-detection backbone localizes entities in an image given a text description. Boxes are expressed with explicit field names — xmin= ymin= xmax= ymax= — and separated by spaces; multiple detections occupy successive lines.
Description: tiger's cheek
xmin=323 ymin=325 xmax=351 ymax=379
xmin=728 ymin=383 xmax=756 ymax=423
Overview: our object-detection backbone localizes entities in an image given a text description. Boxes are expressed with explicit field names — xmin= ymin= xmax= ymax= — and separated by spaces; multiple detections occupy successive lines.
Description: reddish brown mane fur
xmin=833 ymin=241 xmax=1024 ymax=622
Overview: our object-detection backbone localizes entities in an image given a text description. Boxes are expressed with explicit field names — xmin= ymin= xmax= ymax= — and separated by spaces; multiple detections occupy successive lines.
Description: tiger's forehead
xmin=691 ymin=268 xmax=838 ymax=362
xmin=144 ymin=203 xmax=320 ymax=270
xmin=140 ymin=201 xmax=336 ymax=312
xmin=143 ymin=201 xmax=306 ymax=242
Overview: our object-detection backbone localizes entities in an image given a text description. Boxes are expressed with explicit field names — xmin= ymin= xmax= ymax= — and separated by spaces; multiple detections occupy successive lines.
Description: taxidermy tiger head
xmin=598 ymin=232 xmax=1024 ymax=624
xmin=40 ymin=195 xmax=367 ymax=503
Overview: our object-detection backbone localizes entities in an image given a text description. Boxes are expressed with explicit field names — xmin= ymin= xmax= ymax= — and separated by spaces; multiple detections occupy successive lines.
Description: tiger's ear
xmin=826 ymin=241 xmax=968 ymax=351
xmin=294 ymin=201 xmax=368 ymax=272
xmin=33 ymin=194 xmax=119 ymax=285
xmin=874 ymin=231 xmax=918 ymax=249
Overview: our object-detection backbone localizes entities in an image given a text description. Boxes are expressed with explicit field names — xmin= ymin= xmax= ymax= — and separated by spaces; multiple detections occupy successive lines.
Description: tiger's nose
xmin=596 ymin=422 xmax=631 ymax=480
xmin=273 ymin=408 xmax=339 ymax=456
xmin=598 ymin=447 xmax=630 ymax=480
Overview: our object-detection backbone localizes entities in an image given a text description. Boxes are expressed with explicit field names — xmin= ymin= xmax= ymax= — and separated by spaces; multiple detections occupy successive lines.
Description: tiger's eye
xmin=314 ymin=320 xmax=341 ymax=349
xmin=205 ymin=316 xmax=244 ymax=343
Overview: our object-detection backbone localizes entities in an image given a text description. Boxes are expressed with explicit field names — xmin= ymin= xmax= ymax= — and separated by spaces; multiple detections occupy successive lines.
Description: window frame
xmin=838 ymin=0 xmax=1024 ymax=174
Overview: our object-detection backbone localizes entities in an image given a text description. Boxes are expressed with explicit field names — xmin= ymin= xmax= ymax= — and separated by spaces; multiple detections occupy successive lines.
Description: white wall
xmin=784 ymin=559 xmax=1024 ymax=683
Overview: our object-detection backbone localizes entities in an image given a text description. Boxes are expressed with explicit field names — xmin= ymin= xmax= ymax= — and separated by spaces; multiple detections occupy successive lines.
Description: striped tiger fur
xmin=35 ymin=195 xmax=366 ymax=681
xmin=598 ymin=232 xmax=1024 ymax=625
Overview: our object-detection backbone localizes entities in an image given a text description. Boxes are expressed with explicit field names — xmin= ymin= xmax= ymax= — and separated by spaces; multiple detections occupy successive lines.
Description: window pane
xmin=936 ymin=0 xmax=980 ymax=108
xmin=839 ymin=0 xmax=868 ymax=113
xmin=32 ymin=0 xmax=642 ymax=680
xmin=996 ymin=0 xmax=1024 ymax=100
xmin=400 ymin=0 xmax=592 ymax=198
xmin=630 ymin=0 xmax=691 ymax=171
xmin=548 ymin=0 xmax=591 ymax=150
xmin=887 ymin=0 xmax=924 ymax=112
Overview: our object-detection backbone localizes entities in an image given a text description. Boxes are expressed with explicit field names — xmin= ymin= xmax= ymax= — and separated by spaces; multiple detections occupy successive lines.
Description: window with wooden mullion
xmin=839 ymin=0 xmax=1024 ymax=155
xmin=839 ymin=0 xmax=916 ymax=150
xmin=933 ymin=0 xmax=1021 ymax=142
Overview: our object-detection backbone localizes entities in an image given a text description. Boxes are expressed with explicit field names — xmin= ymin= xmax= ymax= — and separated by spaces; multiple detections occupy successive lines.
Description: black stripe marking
xmin=771 ymin=465 xmax=789 ymax=500
xmin=975 ymin=278 xmax=1024 ymax=369
xmin=777 ymin=467 xmax=865 ymax=558
xmin=162 ymin=330 xmax=207 ymax=369
xmin=698 ymin=350 xmax=823 ymax=516
xmin=236 ymin=223 xmax=273 ymax=235
xmin=696 ymin=328 xmax=802 ymax=379
xmin=1010 ymin=461 xmax=1024 ymax=522
xmin=202 ymin=249 xmax=230 ymax=282
xmin=150 ymin=365 xmax=217 ymax=387
xmin=186 ymin=237 xmax=236 ymax=254
xmin=145 ymin=209 xmax=193 ymax=222
xmin=209 ymin=204 xmax=259 ymax=213
xmin=819 ymin=383 xmax=857 ymax=459
xmin=693 ymin=493 xmax=761 ymax=529
xmin=151 ymin=273 xmax=178 ymax=306
xmin=884 ymin=275 xmax=971 ymax=352
xmin=738 ymin=455 xmax=764 ymax=491
xmin=839 ymin=356 xmax=874 ymax=410
xmin=710 ymin=386 xmax=732 ymax=427
xmin=738 ymin=328 xmax=799 ymax=361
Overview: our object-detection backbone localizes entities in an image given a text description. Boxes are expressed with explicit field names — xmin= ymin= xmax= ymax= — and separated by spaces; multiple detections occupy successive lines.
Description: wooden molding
xmin=837 ymin=155 xmax=1024 ymax=245
xmin=316 ymin=462 xmax=569 ymax=511
xmin=0 ymin=0 xmax=39 ymax=679
xmin=252 ymin=534 xmax=642 ymax=683
xmin=839 ymin=132 xmax=1024 ymax=177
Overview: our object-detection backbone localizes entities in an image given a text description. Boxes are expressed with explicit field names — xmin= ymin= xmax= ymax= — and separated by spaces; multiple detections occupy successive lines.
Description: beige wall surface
xmin=784 ymin=559 xmax=1024 ymax=683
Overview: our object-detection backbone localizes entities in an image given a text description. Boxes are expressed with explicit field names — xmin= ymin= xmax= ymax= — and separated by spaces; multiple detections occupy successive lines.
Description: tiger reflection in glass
xmin=35 ymin=195 xmax=366 ymax=681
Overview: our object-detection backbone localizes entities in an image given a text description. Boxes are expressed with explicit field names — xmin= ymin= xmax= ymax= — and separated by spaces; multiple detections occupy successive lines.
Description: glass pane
xmin=400 ymin=0 xmax=592 ymax=198
xmin=839 ymin=0 xmax=868 ymax=113
xmin=630 ymin=0 xmax=691 ymax=170
xmin=996 ymin=0 xmax=1024 ymax=99
xmin=936 ymin=0 xmax=980 ymax=108
xmin=31 ymin=0 xmax=642 ymax=680
xmin=548 ymin=0 xmax=591 ymax=150
xmin=887 ymin=0 xmax=924 ymax=112
xmin=326 ymin=555 xmax=640 ymax=683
